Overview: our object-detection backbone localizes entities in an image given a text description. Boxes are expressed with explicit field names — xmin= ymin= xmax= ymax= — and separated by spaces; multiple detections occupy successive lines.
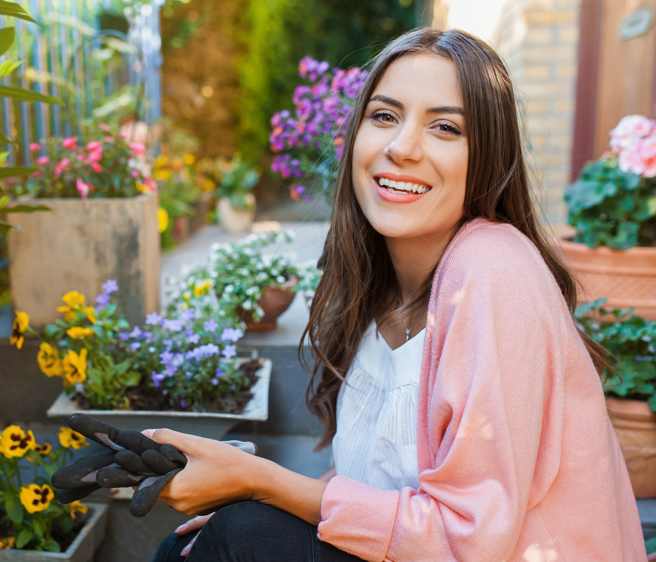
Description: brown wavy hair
xmin=301 ymin=27 xmax=610 ymax=450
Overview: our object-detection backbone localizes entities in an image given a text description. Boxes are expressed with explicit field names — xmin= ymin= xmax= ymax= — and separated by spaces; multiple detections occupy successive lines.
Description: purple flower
xmin=129 ymin=326 xmax=143 ymax=339
xmin=162 ymin=318 xmax=183 ymax=332
xmin=160 ymin=350 xmax=174 ymax=364
xmin=181 ymin=309 xmax=195 ymax=322
xmin=185 ymin=327 xmax=194 ymax=337
xmin=215 ymin=367 xmax=225 ymax=378
xmin=95 ymin=292 xmax=111 ymax=309
xmin=163 ymin=339 xmax=172 ymax=347
xmin=102 ymin=279 xmax=119 ymax=294
xmin=204 ymin=319 xmax=218 ymax=332
xmin=130 ymin=342 xmax=141 ymax=351
xmin=210 ymin=378 xmax=219 ymax=386
xmin=221 ymin=328 xmax=243 ymax=343
xmin=164 ymin=363 xmax=177 ymax=377
xmin=145 ymin=312 xmax=162 ymax=325
xmin=151 ymin=371 xmax=165 ymax=387
xmin=180 ymin=401 xmax=187 ymax=409
xmin=222 ymin=344 xmax=237 ymax=359
xmin=186 ymin=343 xmax=220 ymax=361
xmin=188 ymin=333 xmax=201 ymax=344
xmin=119 ymin=331 xmax=130 ymax=341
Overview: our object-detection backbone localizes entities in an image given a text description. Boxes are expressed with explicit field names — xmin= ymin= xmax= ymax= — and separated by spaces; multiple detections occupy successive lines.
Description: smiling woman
xmin=150 ymin=28 xmax=646 ymax=562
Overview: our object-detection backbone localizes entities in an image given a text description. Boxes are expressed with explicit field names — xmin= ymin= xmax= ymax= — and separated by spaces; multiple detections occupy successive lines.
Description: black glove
xmin=51 ymin=413 xmax=256 ymax=517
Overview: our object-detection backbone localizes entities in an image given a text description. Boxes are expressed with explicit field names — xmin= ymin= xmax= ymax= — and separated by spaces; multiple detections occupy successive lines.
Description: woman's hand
xmin=143 ymin=428 xmax=328 ymax=525
xmin=175 ymin=514 xmax=213 ymax=557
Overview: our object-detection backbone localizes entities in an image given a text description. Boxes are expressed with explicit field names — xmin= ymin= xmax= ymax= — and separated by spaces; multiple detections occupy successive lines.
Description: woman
xmin=151 ymin=28 xmax=646 ymax=561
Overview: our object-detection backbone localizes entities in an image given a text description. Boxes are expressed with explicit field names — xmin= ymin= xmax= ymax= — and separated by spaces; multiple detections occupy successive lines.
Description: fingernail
xmin=181 ymin=545 xmax=190 ymax=556
xmin=174 ymin=524 xmax=186 ymax=534
xmin=142 ymin=429 xmax=154 ymax=438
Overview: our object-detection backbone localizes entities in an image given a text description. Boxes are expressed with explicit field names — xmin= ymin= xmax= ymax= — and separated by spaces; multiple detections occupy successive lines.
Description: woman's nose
xmin=384 ymin=125 xmax=423 ymax=163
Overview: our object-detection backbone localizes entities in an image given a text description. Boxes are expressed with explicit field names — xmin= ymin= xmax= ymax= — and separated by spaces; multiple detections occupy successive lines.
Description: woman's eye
xmin=371 ymin=111 xmax=396 ymax=124
xmin=435 ymin=122 xmax=462 ymax=135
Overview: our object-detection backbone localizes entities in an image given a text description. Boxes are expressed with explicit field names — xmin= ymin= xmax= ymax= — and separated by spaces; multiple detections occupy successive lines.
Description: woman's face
xmin=352 ymin=54 xmax=468 ymax=242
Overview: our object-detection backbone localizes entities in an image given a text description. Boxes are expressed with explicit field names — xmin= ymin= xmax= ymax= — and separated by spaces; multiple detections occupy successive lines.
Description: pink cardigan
xmin=318 ymin=219 xmax=646 ymax=562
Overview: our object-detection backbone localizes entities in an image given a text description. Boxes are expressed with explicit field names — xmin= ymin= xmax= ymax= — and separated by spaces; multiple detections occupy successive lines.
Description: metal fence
xmin=0 ymin=0 xmax=162 ymax=166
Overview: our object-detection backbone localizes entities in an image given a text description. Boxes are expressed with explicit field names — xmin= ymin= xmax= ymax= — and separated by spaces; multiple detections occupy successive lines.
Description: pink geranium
xmin=128 ymin=142 xmax=145 ymax=154
xmin=54 ymin=157 xmax=70 ymax=176
xmin=90 ymin=162 xmax=102 ymax=173
xmin=88 ymin=147 xmax=103 ymax=162
xmin=86 ymin=141 xmax=102 ymax=151
xmin=144 ymin=176 xmax=157 ymax=192
xmin=76 ymin=179 xmax=91 ymax=199
xmin=131 ymin=170 xmax=139 ymax=178
xmin=36 ymin=156 xmax=48 ymax=166
xmin=62 ymin=136 xmax=78 ymax=150
xmin=640 ymin=137 xmax=656 ymax=177
xmin=28 ymin=143 xmax=41 ymax=151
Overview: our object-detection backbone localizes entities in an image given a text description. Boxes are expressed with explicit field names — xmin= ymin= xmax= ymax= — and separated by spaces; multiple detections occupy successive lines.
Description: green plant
xmin=564 ymin=115 xmax=656 ymax=249
xmin=0 ymin=423 xmax=89 ymax=552
xmin=294 ymin=260 xmax=322 ymax=302
xmin=202 ymin=153 xmax=259 ymax=211
xmin=575 ymin=299 xmax=656 ymax=408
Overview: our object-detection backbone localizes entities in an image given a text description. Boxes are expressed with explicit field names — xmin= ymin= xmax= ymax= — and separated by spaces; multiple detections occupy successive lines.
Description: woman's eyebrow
xmin=368 ymin=95 xmax=464 ymax=116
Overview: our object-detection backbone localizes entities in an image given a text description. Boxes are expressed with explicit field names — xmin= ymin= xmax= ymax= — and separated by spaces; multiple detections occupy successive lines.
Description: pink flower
xmin=54 ymin=158 xmax=70 ymax=176
xmin=612 ymin=115 xmax=655 ymax=140
xmin=618 ymin=146 xmax=645 ymax=176
xmin=86 ymin=141 xmax=102 ymax=151
xmin=90 ymin=162 xmax=102 ymax=173
xmin=99 ymin=123 xmax=111 ymax=132
xmin=76 ymin=179 xmax=91 ymax=199
xmin=76 ymin=154 xmax=84 ymax=161
xmin=128 ymin=142 xmax=145 ymax=154
xmin=28 ymin=143 xmax=41 ymax=151
xmin=131 ymin=170 xmax=139 ymax=178
xmin=119 ymin=131 xmax=127 ymax=139
xmin=145 ymin=177 xmax=157 ymax=192
xmin=88 ymin=147 xmax=103 ymax=162
xmin=103 ymin=136 xmax=114 ymax=143
xmin=641 ymin=137 xmax=656 ymax=177
xmin=31 ymin=170 xmax=43 ymax=178
xmin=62 ymin=136 xmax=78 ymax=150
xmin=36 ymin=156 xmax=48 ymax=166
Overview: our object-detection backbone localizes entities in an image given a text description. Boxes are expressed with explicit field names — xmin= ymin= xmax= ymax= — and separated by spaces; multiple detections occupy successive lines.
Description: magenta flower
xmin=131 ymin=170 xmax=139 ymax=178
xmin=129 ymin=142 xmax=145 ymax=154
xmin=90 ymin=162 xmax=102 ymax=173
xmin=62 ymin=136 xmax=77 ymax=150
xmin=88 ymin=147 xmax=103 ymax=162
xmin=54 ymin=158 xmax=70 ymax=176
xmin=36 ymin=156 xmax=48 ymax=166
xmin=76 ymin=178 xmax=91 ymax=200
xmin=28 ymin=143 xmax=41 ymax=151
xmin=86 ymin=141 xmax=102 ymax=151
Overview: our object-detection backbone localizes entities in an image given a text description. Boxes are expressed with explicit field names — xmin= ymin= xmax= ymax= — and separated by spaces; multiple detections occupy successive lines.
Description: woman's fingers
xmin=175 ymin=513 xmax=213 ymax=535
xmin=142 ymin=428 xmax=199 ymax=453
xmin=181 ymin=534 xmax=197 ymax=557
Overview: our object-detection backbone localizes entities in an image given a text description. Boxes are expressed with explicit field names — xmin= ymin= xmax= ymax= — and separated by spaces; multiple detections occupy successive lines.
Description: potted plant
xmin=269 ymin=57 xmax=368 ymax=203
xmin=0 ymin=423 xmax=108 ymax=559
xmin=201 ymin=154 xmax=259 ymax=235
xmin=575 ymin=299 xmax=656 ymax=497
xmin=174 ymin=232 xmax=299 ymax=331
xmin=6 ymin=123 xmax=160 ymax=328
xmin=294 ymin=261 xmax=323 ymax=307
xmin=11 ymin=281 xmax=270 ymax=440
xmin=558 ymin=115 xmax=656 ymax=319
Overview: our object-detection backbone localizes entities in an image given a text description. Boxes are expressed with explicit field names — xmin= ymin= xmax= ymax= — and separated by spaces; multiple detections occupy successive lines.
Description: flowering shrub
xmin=16 ymin=280 xmax=253 ymax=413
xmin=575 ymin=299 xmax=656 ymax=408
xmin=294 ymin=260 xmax=323 ymax=303
xmin=170 ymin=232 xmax=299 ymax=323
xmin=269 ymin=57 xmax=368 ymax=201
xmin=565 ymin=115 xmax=656 ymax=249
xmin=19 ymin=124 xmax=156 ymax=200
xmin=0 ymin=424 xmax=89 ymax=552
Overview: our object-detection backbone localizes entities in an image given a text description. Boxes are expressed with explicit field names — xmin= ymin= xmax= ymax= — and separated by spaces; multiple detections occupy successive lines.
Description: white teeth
xmin=376 ymin=177 xmax=431 ymax=194
xmin=388 ymin=180 xmax=397 ymax=188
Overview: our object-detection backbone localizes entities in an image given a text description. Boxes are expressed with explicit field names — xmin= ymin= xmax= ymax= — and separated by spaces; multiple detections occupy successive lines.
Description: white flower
xmin=242 ymin=300 xmax=253 ymax=310
xmin=225 ymin=284 xmax=234 ymax=293
xmin=246 ymin=286 xmax=258 ymax=296
xmin=276 ymin=275 xmax=286 ymax=284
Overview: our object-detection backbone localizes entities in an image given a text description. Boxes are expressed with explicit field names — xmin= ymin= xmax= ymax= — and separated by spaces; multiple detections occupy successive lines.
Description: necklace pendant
xmin=405 ymin=328 xmax=410 ymax=342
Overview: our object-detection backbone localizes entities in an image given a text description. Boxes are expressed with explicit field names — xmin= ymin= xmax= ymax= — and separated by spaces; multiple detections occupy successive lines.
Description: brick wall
xmin=491 ymin=0 xmax=581 ymax=225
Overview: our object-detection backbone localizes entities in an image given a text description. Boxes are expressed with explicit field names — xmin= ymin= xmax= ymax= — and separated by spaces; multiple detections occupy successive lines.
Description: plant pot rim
xmin=0 ymin=502 xmax=108 ymax=560
xmin=46 ymin=358 xmax=271 ymax=422
xmin=557 ymin=237 xmax=656 ymax=256
xmin=606 ymin=396 xmax=656 ymax=420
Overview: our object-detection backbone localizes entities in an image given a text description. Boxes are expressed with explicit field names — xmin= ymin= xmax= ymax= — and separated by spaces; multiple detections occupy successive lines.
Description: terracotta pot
xmin=217 ymin=195 xmax=256 ymax=235
xmin=237 ymin=278 xmax=298 ymax=331
xmin=606 ymin=397 xmax=656 ymax=498
xmin=554 ymin=239 xmax=656 ymax=320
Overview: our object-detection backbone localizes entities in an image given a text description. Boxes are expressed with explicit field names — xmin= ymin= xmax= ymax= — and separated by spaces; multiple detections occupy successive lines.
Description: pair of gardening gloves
xmin=51 ymin=414 xmax=256 ymax=517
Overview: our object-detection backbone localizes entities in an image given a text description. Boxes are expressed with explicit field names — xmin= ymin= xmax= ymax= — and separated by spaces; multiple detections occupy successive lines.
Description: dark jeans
xmin=152 ymin=501 xmax=365 ymax=562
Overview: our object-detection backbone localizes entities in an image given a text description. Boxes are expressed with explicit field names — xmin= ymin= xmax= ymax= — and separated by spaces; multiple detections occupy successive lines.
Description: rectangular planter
xmin=46 ymin=359 xmax=271 ymax=440
xmin=7 ymin=193 xmax=160 ymax=329
xmin=0 ymin=502 xmax=108 ymax=562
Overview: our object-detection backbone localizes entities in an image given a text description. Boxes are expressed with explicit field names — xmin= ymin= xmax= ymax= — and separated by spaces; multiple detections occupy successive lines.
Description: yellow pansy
xmin=67 ymin=326 xmax=95 ymax=339
xmin=0 ymin=537 xmax=16 ymax=550
xmin=62 ymin=349 xmax=87 ymax=386
xmin=154 ymin=155 xmax=168 ymax=168
xmin=58 ymin=427 xmax=89 ymax=450
xmin=153 ymin=169 xmax=171 ymax=181
xmin=68 ymin=501 xmax=88 ymax=519
xmin=10 ymin=311 xmax=29 ymax=349
xmin=194 ymin=279 xmax=212 ymax=297
xmin=184 ymin=153 xmax=196 ymax=166
xmin=1 ymin=425 xmax=36 ymax=458
xmin=20 ymin=484 xmax=53 ymax=513
xmin=57 ymin=292 xmax=96 ymax=324
xmin=38 ymin=342 xmax=63 ymax=378
xmin=158 ymin=207 xmax=169 ymax=233
xmin=201 ymin=178 xmax=215 ymax=191
xmin=26 ymin=442 xmax=52 ymax=463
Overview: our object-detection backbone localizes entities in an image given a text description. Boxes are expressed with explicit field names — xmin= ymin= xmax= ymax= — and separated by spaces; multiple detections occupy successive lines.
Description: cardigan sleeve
xmin=317 ymin=224 xmax=569 ymax=562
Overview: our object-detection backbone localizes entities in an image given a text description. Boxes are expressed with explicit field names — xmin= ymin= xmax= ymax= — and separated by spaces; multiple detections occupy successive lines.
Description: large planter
xmin=606 ymin=397 xmax=656 ymax=498
xmin=217 ymin=195 xmax=255 ymax=235
xmin=554 ymin=239 xmax=656 ymax=320
xmin=46 ymin=359 xmax=271 ymax=440
xmin=237 ymin=280 xmax=298 ymax=331
xmin=6 ymin=193 xmax=160 ymax=329
xmin=0 ymin=502 xmax=108 ymax=562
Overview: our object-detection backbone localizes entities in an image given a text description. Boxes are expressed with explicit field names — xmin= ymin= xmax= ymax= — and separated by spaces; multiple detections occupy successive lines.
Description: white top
xmin=333 ymin=322 xmax=426 ymax=491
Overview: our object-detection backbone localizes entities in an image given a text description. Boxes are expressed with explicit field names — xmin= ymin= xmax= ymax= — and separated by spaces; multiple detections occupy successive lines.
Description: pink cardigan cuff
xmin=318 ymin=475 xmax=400 ymax=562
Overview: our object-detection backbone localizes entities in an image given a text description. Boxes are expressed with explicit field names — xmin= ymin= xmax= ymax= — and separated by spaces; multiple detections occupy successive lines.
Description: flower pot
xmin=6 ymin=193 xmax=160 ymax=329
xmin=554 ymin=239 xmax=656 ymax=320
xmin=237 ymin=279 xmax=298 ymax=331
xmin=606 ymin=397 xmax=656 ymax=498
xmin=217 ymin=195 xmax=255 ymax=235
xmin=0 ymin=502 xmax=108 ymax=562
xmin=46 ymin=359 xmax=271 ymax=440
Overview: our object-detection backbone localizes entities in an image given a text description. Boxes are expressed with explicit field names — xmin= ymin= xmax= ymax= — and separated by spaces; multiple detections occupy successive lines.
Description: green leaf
xmin=0 ymin=1 xmax=37 ymax=24
xmin=621 ymin=171 xmax=641 ymax=191
xmin=0 ymin=85 xmax=62 ymax=105
xmin=633 ymin=196 xmax=656 ymax=221
xmin=606 ymin=220 xmax=639 ymax=250
xmin=122 ymin=370 xmax=141 ymax=387
xmin=0 ymin=27 xmax=14 ymax=57
xmin=0 ymin=59 xmax=21 ymax=79
xmin=32 ymin=516 xmax=44 ymax=538
xmin=43 ymin=537 xmax=60 ymax=552
xmin=4 ymin=203 xmax=50 ymax=213
xmin=0 ymin=166 xmax=37 ymax=179
xmin=16 ymin=528 xmax=34 ymax=548
xmin=44 ymin=462 xmax=58 ymax=479
xmin=5 ymin=496 xmax=23 ymax=524
xmin=0 ymin=129 xmax=11 ymax=144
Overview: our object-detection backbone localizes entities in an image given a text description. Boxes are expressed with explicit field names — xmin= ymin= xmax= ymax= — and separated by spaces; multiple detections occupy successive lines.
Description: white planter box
xmin=0 ymin=503 xmax=108 ymax=562
xmin=46 ymin=359 xmax=271 ymax=440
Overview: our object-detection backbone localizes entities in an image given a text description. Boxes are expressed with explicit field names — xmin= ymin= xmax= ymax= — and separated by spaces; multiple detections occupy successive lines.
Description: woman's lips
xmin=374 ymin=180 xmax=430 ymax=204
